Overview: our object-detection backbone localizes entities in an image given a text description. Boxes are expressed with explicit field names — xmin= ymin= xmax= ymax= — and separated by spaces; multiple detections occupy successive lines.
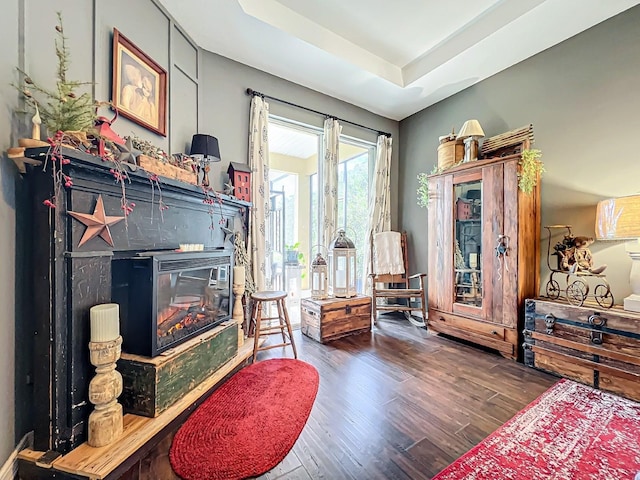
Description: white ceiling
xmin=269 ymin=122 xmax=318 ymax=159
xmin=159 ymin=0 xmax=640 ymax=120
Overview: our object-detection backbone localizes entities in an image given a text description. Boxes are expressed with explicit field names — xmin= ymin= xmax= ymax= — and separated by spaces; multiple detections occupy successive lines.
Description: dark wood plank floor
xmin=134 ymin=315 xmax=556 ymax=479
xmin=256 ymin=314 xmax=556 ymax=480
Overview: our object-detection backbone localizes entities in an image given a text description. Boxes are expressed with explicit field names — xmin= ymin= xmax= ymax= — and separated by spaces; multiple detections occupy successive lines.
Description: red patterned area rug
xmin=170 ymin=358 xmax=319 ymax=480
xmin=434 ymin=379 xmax=640 ymax=480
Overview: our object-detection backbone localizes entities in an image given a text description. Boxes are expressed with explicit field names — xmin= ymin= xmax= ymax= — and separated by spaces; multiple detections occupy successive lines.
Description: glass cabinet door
xmin=453 ymin=180 xmax=482 ymax=307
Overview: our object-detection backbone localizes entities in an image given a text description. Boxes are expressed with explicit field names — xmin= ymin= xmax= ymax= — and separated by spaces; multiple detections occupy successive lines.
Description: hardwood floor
xmin=135 ymin=314 xmax=556 ymax=479
xmin=257 ymin=314 xmax=556 ymax=480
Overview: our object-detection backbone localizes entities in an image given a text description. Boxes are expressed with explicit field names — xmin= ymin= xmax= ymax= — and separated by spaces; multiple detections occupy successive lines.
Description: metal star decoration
xmin=68 ymin=195 xmax=125 ymax=247
xmin=223 ymin=182 xmax=235 ymax=196
xmin=220 ymin=218 xmax=235 ymax=245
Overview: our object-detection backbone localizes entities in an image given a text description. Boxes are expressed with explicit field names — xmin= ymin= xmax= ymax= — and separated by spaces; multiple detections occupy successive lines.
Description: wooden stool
xmin=250 ymin=290 xmax=298 ymax=363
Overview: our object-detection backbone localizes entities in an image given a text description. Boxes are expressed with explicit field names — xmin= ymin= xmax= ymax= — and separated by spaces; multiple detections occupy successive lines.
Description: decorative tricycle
xmin=543 ymin=225 xmax=614 ymax=308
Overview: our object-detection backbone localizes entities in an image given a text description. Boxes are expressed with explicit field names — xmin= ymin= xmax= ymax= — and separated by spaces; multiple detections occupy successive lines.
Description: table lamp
xmin=457 ymin=119 xmax=485 ymax=163
xmin=190 ymin=134 xmax=221 ymax=187
xmin=190 ymin=134 xmax=221 ymax=163
xmin=595 ymin=194 xmax=640 ymax=312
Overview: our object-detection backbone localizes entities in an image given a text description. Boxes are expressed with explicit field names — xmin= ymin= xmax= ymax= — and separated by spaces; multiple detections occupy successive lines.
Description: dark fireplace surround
xmin=24 ymin=147 xmax=249 ymax=454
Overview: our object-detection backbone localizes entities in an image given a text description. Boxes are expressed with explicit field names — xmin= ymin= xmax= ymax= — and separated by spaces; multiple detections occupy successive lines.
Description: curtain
xmin=248 ymin=96 xmax=270 ymax=291
xmin=321 ymin=117 xmax=341 ymax=247
xmin=363 ymin=134 xmax=392 ymax=294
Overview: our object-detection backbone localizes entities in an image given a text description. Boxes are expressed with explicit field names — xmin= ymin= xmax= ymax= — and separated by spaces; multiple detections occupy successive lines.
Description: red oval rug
xmin=169 ymin=358 xmax=319 ymax=480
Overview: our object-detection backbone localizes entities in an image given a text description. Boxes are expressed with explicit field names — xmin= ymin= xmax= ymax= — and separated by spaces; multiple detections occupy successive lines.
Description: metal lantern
xmin=328 ymin=229 xmax=357 ymax=298
xmin=310 ymin=252 xmax=328 ymax=300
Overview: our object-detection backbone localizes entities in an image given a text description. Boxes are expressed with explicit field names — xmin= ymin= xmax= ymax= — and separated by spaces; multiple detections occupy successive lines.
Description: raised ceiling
xmin=159 ymin=0 xmax=640 ymax=120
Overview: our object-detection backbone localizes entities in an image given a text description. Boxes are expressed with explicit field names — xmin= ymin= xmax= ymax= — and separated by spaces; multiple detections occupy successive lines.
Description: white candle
xmin=233 ymin=266 xmax=245 ymax=286
xmin=90 ymin=303 xmax=120 ymax=342
xmin=469 ymin=253 xmax=478 ymax=269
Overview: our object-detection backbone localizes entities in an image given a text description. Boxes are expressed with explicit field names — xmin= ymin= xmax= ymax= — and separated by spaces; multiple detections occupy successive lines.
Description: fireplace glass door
xmin=156 ymin=264 xmax=230 ymax=350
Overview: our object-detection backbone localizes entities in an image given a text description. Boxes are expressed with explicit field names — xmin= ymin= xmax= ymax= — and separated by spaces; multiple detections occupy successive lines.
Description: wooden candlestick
xmin=88 ymin=336 xmax=123 ymax=447
xmin=233 ymin=283 xmax=245 ymax=347
xmin=31 ymin=104 xmax=42 ymax=141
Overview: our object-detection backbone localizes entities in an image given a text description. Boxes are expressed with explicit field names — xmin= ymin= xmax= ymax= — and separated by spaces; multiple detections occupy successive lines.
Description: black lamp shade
xmin=190 ymin=134 xmax=221 ymax=162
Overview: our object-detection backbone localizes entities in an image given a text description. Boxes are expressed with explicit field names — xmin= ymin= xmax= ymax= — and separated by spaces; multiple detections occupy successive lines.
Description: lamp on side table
xmin=596 ymin=194 xmax=640 ymax=312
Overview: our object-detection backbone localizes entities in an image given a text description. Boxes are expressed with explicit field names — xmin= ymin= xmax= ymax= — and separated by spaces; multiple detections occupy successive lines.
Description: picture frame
xmin=112 ymin=29 xmax=167 ymax=136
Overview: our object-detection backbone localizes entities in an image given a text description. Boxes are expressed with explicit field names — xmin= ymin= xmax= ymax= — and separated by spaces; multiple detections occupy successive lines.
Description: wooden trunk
xmin=301 ymin=296 xmax=371 ymax=343
xmin=118 ymin=322 xmax=238 ymax=417
xmin=524 ymin=298 xmax=640 ymax=402
xmin=427 ymin=151 xmax=541 ymax=360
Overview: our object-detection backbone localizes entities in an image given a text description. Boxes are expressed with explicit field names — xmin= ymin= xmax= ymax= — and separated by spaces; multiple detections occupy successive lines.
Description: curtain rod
xmin=246 ymin=88 xmax=391 ymax=138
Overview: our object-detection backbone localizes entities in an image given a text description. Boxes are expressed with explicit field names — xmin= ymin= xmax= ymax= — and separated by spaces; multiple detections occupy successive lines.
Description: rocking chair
xmin=369 ymin=231 xmax=427 ymax=327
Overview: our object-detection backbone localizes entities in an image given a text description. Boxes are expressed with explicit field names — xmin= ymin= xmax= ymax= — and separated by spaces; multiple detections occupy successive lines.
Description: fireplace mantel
xmin=22 ymin=147 xmax=250 ymax=453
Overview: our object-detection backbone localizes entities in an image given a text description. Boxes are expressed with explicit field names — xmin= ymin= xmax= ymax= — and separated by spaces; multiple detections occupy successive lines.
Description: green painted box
xmin=118 ymin=321 xmax=238 ymax=417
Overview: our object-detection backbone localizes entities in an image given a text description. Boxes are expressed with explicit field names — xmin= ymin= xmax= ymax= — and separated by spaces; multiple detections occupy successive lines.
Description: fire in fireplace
xmin=112 ymin=250 xmax=234 ymax=357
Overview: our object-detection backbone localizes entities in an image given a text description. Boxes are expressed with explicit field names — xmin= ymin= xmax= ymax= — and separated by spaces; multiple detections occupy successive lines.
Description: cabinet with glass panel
xmin=427 ymin=153 xmax=541 ymax=360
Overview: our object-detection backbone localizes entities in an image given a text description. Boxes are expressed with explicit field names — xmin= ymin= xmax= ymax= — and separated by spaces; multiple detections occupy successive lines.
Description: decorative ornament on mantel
xmin=68 ymin=195 xmax=125 ymax=247
xmin=223 ymin=181 xmax=235 ymax=196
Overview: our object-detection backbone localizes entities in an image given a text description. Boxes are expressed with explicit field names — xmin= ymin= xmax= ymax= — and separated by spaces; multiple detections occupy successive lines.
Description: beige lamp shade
xmin=457 ymin=119 xmax=485 ymax=139
xmin=595 ymin=195 xmax=640 ymax=240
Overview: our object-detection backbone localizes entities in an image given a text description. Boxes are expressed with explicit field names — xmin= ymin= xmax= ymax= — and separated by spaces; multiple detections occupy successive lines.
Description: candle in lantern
xmin=90 ymin=303 xmax=120 ymax=342
xmin=233 ymin=266 xmax=245 ymax=286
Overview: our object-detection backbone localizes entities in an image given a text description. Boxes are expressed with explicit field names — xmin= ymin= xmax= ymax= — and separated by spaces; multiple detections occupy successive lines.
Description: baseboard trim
xmin=0 ymin=432 xmax=33 ymax=480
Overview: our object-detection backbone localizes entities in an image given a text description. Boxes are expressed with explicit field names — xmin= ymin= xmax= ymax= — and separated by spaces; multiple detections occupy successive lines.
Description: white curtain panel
xmin=248 ymin=96 xmax=270 ymax=291
xmin=321 ymin=117 xmax=341 ymax=247
xmin=363 ymin=134 xmax=392 ymax=295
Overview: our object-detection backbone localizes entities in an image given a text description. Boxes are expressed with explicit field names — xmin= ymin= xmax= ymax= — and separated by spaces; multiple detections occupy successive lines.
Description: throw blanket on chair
xmin=374 ymin=231 xmax=405 ymax=275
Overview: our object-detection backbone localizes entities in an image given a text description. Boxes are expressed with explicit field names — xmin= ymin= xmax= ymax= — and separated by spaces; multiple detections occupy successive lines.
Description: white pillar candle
xmin=233 ymin=266 xmax=245 ymax=286
xmin=90 ymin=303 xmax=120 ymax=342
xmin=469 ymin=253 xmax=478 ymax=269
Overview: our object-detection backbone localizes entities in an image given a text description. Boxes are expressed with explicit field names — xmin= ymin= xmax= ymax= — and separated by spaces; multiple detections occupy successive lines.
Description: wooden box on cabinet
xmin=524 ymin=298 xmax=640 ymax=402
xmin=301 ymin=296 xmax=371 ymax=343
xmin=427 ymin=152 xmax=541 ymax=359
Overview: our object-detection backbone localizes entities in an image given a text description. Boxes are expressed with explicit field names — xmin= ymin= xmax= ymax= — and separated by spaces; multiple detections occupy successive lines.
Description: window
xmin=268 ymin=117 xmax=375 ymax=298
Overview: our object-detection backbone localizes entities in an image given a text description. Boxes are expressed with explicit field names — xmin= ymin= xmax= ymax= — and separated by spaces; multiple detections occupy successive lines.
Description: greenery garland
xmin=416 ymin=165 xmax=443 ymax=208
xmin=518 ymin=149 xmax=544 ymax=194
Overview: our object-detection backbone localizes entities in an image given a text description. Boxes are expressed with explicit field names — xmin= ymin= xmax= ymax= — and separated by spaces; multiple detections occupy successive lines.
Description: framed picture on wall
xmin=112 ymin=29 xmax=167 ymax=136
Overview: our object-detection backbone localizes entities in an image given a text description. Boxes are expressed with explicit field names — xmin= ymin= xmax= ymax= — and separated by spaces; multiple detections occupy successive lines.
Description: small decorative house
xmin=227 ymin=162 xmax=252 ymax=202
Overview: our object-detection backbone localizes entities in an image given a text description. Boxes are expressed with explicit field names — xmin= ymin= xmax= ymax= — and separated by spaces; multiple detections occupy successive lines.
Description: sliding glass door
xmin=268 ymin=117 xmax=375 ymax=312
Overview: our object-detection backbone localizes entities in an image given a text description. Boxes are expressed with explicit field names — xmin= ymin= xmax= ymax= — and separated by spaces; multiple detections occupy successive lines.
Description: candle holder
xmin=233 ymin=282 xmax=246 ymax=347
xmin=88 ymin=336 xmax=123 ymax=447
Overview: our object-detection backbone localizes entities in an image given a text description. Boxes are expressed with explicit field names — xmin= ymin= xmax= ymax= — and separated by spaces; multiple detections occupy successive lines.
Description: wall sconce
xmin=596 ymin=194 xmax=640 ymax=312
xmin=457 ymin=120 xmax=485 ymax=163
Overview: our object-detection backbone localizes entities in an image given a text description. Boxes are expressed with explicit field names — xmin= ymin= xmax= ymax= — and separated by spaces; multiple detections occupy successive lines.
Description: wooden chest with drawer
xmin=524 ymin=298 xmax=640 ymax=402
xmin=300 ymin=295 xmax=371 ymax=344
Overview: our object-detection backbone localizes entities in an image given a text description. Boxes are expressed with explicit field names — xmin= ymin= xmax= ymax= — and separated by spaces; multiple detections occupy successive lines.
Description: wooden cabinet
xmin=524 ymin=298 xmax=640 ymax=402
xmin=427 ymin=154 xmax=540 ymax=359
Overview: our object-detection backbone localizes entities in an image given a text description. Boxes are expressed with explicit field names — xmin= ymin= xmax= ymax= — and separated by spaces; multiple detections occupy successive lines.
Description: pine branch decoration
xmin=13 ymin=12 xmax=96 ymax=134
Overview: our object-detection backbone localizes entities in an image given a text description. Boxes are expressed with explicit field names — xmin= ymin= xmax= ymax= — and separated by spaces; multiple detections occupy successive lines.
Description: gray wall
xmin=0 ymin=0 xmax=19 ymax=463
xmin=0 ymin=0 xmax=397 ymax=462
xmin=399 ymin=5 xmax=640 ymax=304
